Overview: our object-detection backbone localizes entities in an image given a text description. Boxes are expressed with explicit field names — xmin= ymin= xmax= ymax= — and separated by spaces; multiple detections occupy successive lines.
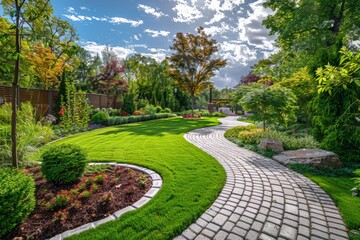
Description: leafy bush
xmin=144 ymin=105 xmax=157 ymax=115
xmin=91 ymin=111 xmax=108 ymax=125
xmin=238 ymin=129 xmax=264 ymax=144
xmin=0 ymin=102 xmax=55 ymax=166
xmin=225 ymin=125 xmax=319 ymax=150
xmin=155 ymin=106 xmax=162 ymax=113
xmin=261 ymin=130 xmax=319 ymax=150
xmin=0 ymin=167 xmax=35 ymax=237
xmin=161 ymin=108 xmax=172 ymax=113
xmin=351 ymin=169 xmax=360 ymax=197
xmin=224 ymin=125 xmax=256 ymax=138
xmin=41 ymin=144 xmax=87 ymax=184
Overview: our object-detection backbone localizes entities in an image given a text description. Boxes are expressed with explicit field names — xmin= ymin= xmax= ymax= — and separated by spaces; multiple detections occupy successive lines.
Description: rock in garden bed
xmin=273 ymin=148 xmax=342 ymax=168
xmin=5 ymin=165 xmax=152 ymax=240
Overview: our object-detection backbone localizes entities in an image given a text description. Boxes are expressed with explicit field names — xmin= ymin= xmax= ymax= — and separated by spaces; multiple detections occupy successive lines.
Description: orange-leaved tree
xmin=167 ymin=27 xmax=226 ymax=115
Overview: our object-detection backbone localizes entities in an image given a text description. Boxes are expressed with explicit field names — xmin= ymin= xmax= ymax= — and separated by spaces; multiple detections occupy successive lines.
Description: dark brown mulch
xmin=5 ymin=165 xmax=152 ymax=240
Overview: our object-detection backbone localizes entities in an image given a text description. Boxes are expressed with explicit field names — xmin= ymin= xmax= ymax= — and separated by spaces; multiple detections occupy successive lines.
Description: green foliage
xmin=41 ymin=144 xmax=87 ymax=184
xmin=59 ymin=81 xmax=91 ymax=132
xmin=162 ymin=108 xmax=172 ymax=113
xmin=224 ymin=125 xmax=256 ymax=138
xmin=122 ymin=93 xmax=135 ymax=115
xmin=312 ymin=48 xmax=360 ymax=162
xmin=234 ymin=83 xmax=298 ymax=130
xmin=91 ymin=111 xmax=108 ymax=125
xmin=351 ymin=169 xmax=360 ymax=197
xmin=155 ymin=106 xmax=162 ymax=113
xmin=0 ymin=102 xmax=54 ymax=165
xmin=143 ymin=104 xmax=157 ymax=115
xmin=225 ymin=126 xmax=319 ymax=150
xmin=0 ymin=167 xmax=35 ymax=237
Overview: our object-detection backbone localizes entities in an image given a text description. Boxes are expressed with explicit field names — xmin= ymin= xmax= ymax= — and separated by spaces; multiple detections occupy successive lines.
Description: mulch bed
xmin=5 ymin=165 xmax=152 ymax=240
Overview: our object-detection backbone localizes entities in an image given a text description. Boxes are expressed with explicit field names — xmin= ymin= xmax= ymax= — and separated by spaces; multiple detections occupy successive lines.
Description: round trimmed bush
xmin=91 ymin=111 xmax=108 ymax=125
xmin=0 ymin=167 xmax=35 ymax=237
xmin=41 ymin=144 xmax=87 ymax=184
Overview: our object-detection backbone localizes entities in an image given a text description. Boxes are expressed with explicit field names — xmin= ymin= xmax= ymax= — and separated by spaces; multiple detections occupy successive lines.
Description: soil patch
xmin=5 ymin=164 xmax=152 ymax=240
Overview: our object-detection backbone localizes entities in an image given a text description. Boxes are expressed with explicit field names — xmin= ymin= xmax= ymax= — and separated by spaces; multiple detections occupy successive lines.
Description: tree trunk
xmin=12 ymin=0 xmax=21 ymax=168
xmin=191 ymin=94 xmax=195 ymax=116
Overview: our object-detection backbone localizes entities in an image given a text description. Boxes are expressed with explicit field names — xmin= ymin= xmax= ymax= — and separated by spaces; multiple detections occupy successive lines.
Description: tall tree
xmin=1 ymin=0 xmax=52 ymax=167
xmin=167 ymin=27 xmax=226 ymax=115
xmin=263 ymin=0 xmax=360 ymax=72
xmin=92 ymin=48 xmax=128 ymax=107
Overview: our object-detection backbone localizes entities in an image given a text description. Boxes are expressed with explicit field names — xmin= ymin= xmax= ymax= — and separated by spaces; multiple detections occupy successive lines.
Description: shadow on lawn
xmin=96 ymin=117 xmax=218 ymax=137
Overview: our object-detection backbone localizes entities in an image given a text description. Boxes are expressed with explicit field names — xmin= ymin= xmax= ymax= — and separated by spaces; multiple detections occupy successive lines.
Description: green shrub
xmin=91 ymin=111 xmax=108 ymax=125
xmin=107 ymin=117 xmax=116 ymax=126
xmin=238 ymin=129 xmax=263 ymax=144
xmin=162 ymin=108 xmax=172 ymax=113
xmin=0 ymin=168 xmax=35 ymax=237
xmin=351 ymin=169 xmax=360 ymax=197
xmin=261 ymin=130 xmax=319 ymax=150
xmin=224 ymin=125 xmax=256 ymax=138
xmin=41 ymin=144 xmax=87 ymax=184
xmin=155 ymin=106 xmax=162 ymax=113
xmin=0 ymin=102 xmax=55 ymax=166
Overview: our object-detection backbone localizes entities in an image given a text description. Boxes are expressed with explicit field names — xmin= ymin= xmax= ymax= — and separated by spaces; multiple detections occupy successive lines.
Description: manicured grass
xmin=40 ymin=117 xmax=224 ymax=240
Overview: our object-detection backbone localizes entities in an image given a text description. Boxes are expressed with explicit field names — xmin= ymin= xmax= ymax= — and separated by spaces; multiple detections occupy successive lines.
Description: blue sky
xmin=3 ymin=0 xmax=277 ymax=89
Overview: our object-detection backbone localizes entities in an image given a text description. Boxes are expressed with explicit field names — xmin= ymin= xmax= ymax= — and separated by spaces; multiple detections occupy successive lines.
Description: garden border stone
xmin=48 ymin=163 xmax=162 ymax=240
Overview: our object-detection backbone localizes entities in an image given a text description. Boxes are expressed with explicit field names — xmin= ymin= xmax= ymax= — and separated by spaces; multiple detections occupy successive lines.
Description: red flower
xmin=59 ymin=106 xmax=66 ymax=115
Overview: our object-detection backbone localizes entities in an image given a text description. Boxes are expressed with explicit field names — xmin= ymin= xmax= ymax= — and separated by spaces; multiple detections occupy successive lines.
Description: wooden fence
xmin=0 ymin=86 xmax=117 ymax=116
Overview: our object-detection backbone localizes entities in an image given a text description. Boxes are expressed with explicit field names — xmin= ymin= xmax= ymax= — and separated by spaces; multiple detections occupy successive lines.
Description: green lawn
xmin=40 ymin=117 xmax=224 ymax=240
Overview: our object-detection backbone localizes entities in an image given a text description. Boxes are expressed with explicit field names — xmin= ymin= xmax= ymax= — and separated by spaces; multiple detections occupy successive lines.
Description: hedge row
xmin=106 ymin=113 xmax=176 ymax=126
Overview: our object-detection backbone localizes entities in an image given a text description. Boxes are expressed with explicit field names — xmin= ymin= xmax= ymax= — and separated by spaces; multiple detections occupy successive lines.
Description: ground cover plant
xmin=37 ymin=117 xmax=223 ymax=239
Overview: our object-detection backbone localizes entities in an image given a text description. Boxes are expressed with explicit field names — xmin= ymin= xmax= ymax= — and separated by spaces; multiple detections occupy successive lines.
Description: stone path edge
xmin=49 ymin=162 xmax=163 ymax=240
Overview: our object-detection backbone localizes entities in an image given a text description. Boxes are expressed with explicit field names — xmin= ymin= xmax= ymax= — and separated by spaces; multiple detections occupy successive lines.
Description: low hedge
xmin=106 ymin=113 xmax=176 ymax=126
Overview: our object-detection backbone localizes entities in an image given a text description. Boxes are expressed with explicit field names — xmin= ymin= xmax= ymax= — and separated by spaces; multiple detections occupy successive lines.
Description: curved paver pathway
xmin=176 ymin=116 xmax=348 ymax=240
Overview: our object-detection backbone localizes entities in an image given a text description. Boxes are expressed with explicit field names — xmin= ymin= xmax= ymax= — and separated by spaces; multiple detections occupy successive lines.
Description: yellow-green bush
xmin=224 ymin=124 xmax=256 ymax=138
xmin=238 ymin=128 xmax=263 ymax=144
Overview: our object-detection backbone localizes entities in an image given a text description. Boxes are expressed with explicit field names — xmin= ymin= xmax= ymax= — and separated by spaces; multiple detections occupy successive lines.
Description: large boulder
xmin=258 ymin=138 xmax=284 ymax=152
xmin=273 ymin=149 xmax=342 ymax=168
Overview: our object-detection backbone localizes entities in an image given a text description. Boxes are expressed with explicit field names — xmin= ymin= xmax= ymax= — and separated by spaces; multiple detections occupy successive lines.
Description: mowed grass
xmin=41 ymin=117 xmax=224 ymax=240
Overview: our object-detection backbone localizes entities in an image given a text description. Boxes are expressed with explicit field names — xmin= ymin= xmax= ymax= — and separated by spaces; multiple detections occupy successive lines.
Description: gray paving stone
xmin=182 ymin=229 xmax=197 ymax=239
xmin=213 ymin=230 xmax=229 ymax=240
xmin=279 ymin=224 xmax=297 ymax=239
xmin=263 ymin=222 xmax=280 ymax=237
xmin=173 ymin=117 xmax=348 ymax=240
xmin=212 ymin=213 xmax=228 ymax=226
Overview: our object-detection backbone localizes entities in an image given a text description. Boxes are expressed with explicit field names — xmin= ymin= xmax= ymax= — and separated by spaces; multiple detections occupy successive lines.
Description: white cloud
xmin=80 ymin=6 xmax=90 ymax=11
xmin=134 ymin=35 xmax=140 ymax=41
xmin=144 ymin=29 xmax=170 ymax=37
xmin=138 ymin=4 xmax=168 ymax=18
xmin=203 ymin=22 xmax=234 ymax=36
xmin=92 ymin=16 xmax=107 ymax=21
xmin=66 ymin=7 xmax=76 ymax=14
xmin=82 ymin=42 xmax=135 ymax=60
xmin=141 ymin=52 xmax=167 ymax=62
xmin=237 ymin=0 xmax=276 ymax=50
xmin=204 ymin=0 xmax=245 ymax=11
xmin=110 ymin=17 xmax=143 ymax=27
xmin=219 ymin=41 xmax=257 ymax=65
xmin=205 ymin=11 xmax=225 ymax=25
xmin=63 ymin=14 xmax=92 ymax=21
xmin=172 ymin=0 xmax=203 ymax=23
